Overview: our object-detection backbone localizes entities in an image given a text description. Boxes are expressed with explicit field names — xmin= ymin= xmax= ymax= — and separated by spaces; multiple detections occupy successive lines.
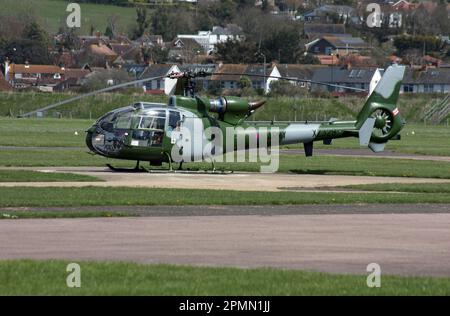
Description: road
xmin=1 ymin=206 xmax=450 ymax=276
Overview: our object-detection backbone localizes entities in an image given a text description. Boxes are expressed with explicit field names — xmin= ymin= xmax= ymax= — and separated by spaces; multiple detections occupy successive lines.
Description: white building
xmin=177 ymin=25 xmax=244 ymax=54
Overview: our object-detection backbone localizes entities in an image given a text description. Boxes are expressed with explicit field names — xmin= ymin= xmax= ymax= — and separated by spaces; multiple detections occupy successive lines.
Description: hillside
xmin=3 ymin=0 xmax=138 ymax=35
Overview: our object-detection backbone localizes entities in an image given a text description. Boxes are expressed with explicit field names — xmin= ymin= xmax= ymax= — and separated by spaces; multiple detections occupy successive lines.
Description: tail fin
xmin=355 ymin=64 xmax=406 ymax=151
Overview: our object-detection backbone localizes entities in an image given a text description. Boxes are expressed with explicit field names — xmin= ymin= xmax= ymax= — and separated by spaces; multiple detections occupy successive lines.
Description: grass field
xmin=2 ymin=152 xmax=450 ymax=178
xmin=1 ymin=92 xmax=448 ymax=123
xmin=0 ymin=260 xmax=449 ymax=295
xmin=343 ymin=182 xmax=450 ymax=193
xmin=2 ymin=187 xmax=450 ymax=209
xmin=3 ymin=0 xmax=139 ymax=35
xmin=1 ymin=116 xmax=449 ymax=155
xmin=0 ymin=170 xmax=100 ymax=182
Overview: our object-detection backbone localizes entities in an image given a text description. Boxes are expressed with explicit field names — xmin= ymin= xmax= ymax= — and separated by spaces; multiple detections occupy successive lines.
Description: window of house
xmin=424 ymin=84 xmax=433 ymax=93
xmin=403 ymin=84 xmax=413 ymax=93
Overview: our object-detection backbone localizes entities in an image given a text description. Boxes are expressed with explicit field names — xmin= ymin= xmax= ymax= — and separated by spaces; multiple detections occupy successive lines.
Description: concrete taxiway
xmin=1 ymin=167 xmax=450 ymax=191
xmin=1 ymin=208 xmax=450 ymax=276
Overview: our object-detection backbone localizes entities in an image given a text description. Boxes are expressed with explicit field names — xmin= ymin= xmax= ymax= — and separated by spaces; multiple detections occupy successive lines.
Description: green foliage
xmin=0 ymin=20 xmax=50 ymax=64
xmin=268 ymin=81 xmax=308 ymax=97
xmin=394 ymin=35 xmax=444 ymax=54
xmin=22 ymin=22 xmax=48 ymax=43
xmin=105 ymin=26 xmax=114 ymax=40
xmin=131 ymin=7 xmax=150 ymax=40
xmin=1 ymin=260 xmax=449 ymax=295
xmin=260 ymin=23 xmax=303 ymax=63
xmin=0 ymin=39 xmax=51 ymax=65
xmin=215 ymin=39 xmax=258 ymax=63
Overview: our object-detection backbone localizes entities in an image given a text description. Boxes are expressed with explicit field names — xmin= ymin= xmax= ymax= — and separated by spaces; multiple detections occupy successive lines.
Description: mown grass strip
xmin=1 ymin=187 xmax=450 ymax=208
xmin=0 ymin=260 xmax=449 ymax=296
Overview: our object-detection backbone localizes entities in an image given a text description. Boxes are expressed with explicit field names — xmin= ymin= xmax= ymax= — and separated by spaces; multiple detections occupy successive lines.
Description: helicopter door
xmin=176 ymin=113 xmax=205 ymax=162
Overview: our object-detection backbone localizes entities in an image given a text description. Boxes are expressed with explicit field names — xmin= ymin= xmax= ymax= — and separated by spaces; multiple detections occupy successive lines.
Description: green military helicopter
xmin=21 ymin=64 xmax=406 ymax=172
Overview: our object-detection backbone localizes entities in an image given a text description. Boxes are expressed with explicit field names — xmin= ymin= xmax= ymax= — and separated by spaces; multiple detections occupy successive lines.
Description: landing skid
xmin=106 ymin=160 xmax=233 ymax=174
xmin=106 ymin=161 xmax=148 ymax=173
xmin=105 ymin=164 xmax=233 ymax=174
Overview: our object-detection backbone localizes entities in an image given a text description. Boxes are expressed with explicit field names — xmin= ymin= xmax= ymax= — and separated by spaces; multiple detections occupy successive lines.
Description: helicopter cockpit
xmin=87 ymin=102 xmax=181 ymax=157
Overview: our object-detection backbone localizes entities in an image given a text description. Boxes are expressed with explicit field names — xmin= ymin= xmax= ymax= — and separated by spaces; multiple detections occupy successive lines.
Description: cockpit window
xmin=139 ymin=116 xmax=165 ymax=130
xmin=114 ymin=111 xmax=133 ymax=129
xmin=168 ymin=111 xmax=181 ymax=130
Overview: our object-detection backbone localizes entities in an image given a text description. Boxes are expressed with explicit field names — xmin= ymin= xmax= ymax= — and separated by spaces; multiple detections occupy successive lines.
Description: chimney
xmin=4 ymin=58 xmax=10 ymax=81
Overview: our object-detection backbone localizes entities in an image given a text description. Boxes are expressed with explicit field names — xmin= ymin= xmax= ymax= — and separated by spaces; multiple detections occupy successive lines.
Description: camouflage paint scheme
xmin=86 ymin=65 xmax=406 ymax=165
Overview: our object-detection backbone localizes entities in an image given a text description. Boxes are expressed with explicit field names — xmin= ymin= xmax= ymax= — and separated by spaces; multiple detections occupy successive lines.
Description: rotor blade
xmin=197 ymin=72 xmax=368 ymax=92
xmin=19 ymin=75 xmax=166 ymax=118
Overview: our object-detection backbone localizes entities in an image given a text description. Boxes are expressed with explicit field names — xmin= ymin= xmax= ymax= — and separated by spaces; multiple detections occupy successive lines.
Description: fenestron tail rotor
xmin=371 ymin=108 xmax=394 ymax=137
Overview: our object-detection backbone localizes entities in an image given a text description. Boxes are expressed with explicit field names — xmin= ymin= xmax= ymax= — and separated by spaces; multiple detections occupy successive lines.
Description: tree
xmin=22 ymin=22 xmax=48 ymax=43
xmin=0 ymin=39 xmax=51 ymax=64
xmin=105 ymin=26 xmax=114 ymax=40
xmin=215 ymin=39 xmax=259 ymax=63
xmin=150 ymin=8 xmax=197 ymax=41
xmin=260 ymin=24 xmax=303 ymax=63
xmin=132 ymin=7 xmax=150 ymax=40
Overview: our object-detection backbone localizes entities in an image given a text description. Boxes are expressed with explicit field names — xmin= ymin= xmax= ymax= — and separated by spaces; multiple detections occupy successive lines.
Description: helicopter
xmin=20 ymin=64 xmax=406 ymax=172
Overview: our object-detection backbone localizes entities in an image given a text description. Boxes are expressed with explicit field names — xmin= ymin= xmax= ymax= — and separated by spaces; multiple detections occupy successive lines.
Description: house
xmin=177 ymin=25 xmax=244 ymax=54
xmin=306 ymin=35 xmax=370 ymax=55
xmin=303 ymin=24 xmax=347 ymax=40
xmin=139 ymin=64 xmax=180 ymax=95
xmin=210 ymin=63 xmax=280 ymax=94
xmin=392 ymin=0 xmax=416 ymax=11
xmin=86 ymin=43 xmax=119 ymax=66
xmin=4 ymin=61 xmax=92 ymax=92
xmin=123 ymin=64 xmax=148 ymax=80
xmin=402 ymin=67 xmax=450 ymax=93
xmin=110 ymin=43 xmax=142 ymax=65
xmin=5 ymin=62 xmax=66 ymax=90
xmin=299 ymin=5 xmax=356 ymax=23
xmin=134 ymin=34 xmax=164 ymax=48
xmin=168 ymin=38 xmax=204 ymax=63
xmin=277 ymin=64 xmax=325 ymax=88
xmin=55 ymin=68 xmax=91 ymax=92
xmin=311 ymin=66 xmax=383 ymax=94
xmin=316 ymin=54 xmax=340 ymax=66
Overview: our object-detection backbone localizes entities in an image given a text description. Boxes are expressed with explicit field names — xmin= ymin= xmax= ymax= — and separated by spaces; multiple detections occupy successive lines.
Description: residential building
xmin=168 ymin=38 xmax=204 ymax=63
xmin=139 ymin=64 xmax=180 ymax=95
xmin=303 ymin=23 xmax=347 ymax=40
xmin=210 ymin=63 xmax=280 ymax=94
xmin=4 ymin=61 xmax=91 ymax=92
xmin=306 ymin=35 xmax=370 ymax=55
xmin=311 ymin=66 xmax=383 ymax=94
xmin=402 ymin=67 xmax=450 ymax=93
xmin=277 ymin=64 xmax=325 ymax=88
xmin=177 ymin=25 xmax=244 ymax=54
xmin=299 ymin=5 xmax=356 ymax=23
xmin=134 ymin=34 xmax=164 ymax=48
